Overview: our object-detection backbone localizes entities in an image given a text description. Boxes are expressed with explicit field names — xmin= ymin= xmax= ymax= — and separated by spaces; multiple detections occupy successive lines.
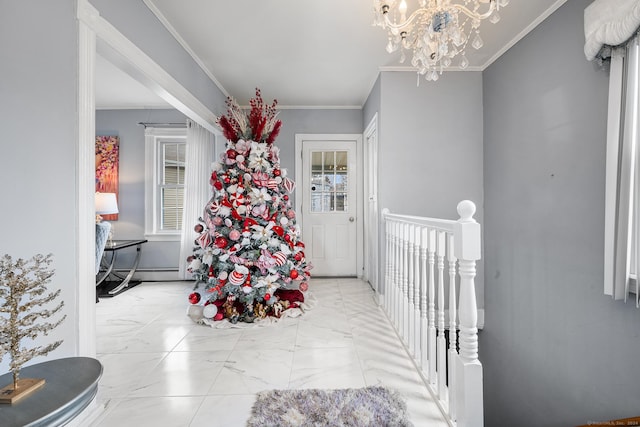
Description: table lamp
xmin=95 ymin=192 xmax=119 ymax=245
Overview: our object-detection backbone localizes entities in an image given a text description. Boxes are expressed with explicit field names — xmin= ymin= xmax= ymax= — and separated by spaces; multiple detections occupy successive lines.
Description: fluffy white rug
xmin=247 ymin=386 xmax=414 ymax=427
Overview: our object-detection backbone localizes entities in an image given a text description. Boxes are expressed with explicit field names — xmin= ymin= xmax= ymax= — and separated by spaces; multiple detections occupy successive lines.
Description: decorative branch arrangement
xmin=0 ymin=253 xmax=66 ymax=403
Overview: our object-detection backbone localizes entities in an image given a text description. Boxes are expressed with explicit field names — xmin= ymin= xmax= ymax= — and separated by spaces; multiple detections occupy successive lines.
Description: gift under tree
xmin=187 ymin=89 xmax=311 ymax=323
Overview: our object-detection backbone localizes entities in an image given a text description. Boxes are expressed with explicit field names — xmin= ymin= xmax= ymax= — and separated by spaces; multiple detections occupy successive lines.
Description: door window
xmin=310 ymin=150 xmax=349 ymax=213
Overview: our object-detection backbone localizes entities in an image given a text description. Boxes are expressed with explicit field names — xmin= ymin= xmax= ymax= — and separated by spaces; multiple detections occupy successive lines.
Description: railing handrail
xmin=382 ymin=209 xmax=457 ymax=233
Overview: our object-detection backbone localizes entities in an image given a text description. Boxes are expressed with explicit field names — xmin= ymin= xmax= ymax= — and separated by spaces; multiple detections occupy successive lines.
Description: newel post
xmin=453 ymin=200 xmax=483 ymax=427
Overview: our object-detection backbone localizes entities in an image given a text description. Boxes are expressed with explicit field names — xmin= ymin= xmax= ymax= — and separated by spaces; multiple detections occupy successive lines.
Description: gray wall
xmin=0 ymin=0 xmax=79 ymax=373
xmin=369 ymin=71 xmax=485 ymax=304
xmin=96 ymin=109 xmax=187 ymax=270
xmin=481 ymin=1 xmax=640 ymax=425
xmin=378 ymin=71 xmax=484 ymax=219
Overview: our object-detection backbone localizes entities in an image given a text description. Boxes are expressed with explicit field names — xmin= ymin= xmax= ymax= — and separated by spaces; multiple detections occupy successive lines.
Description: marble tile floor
xmin=91 ymin=278 xmax=449 ymax=427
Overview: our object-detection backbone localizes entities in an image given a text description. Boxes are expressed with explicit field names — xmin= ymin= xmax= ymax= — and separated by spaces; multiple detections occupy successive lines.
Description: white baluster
xmin=402 ymin=223 xmax=410 ymax=344
xmin=388 ymin=220 xmax=394 ymax=327
xmin=413 ymin=225 xmax=422 ymax=362
xmin=393 ymin=221 xmax=401 ymax=330
xmin=437 ymin=231 xmax=447 ymax=399
xmin=454 ymin=200 xmax=482 ymax=427
xmin=407 ymin=224 xmax=416 ymax=356
xmin=397 ymin=221 xmax=404 ymax=334
xmin=388 ymin=218 xmax=395 ymax=315
xmin=427 ymin=228 xmax=436 ymax=384
xmin=383 ymin=215 xmax=390 ymax=312
xmin=447 ymin=233 xmax=458 ymax=422
xmin=420 ymin=227 xmax=429 ymax=371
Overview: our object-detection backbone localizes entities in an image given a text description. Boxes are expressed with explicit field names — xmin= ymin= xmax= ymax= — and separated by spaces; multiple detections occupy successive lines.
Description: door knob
xmin=349 ymin=217 xmax=355 ymax=222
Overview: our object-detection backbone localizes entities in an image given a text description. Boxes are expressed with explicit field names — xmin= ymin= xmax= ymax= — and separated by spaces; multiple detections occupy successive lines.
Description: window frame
xmin=144 ymin=127 xmax=187 ymax=241
xmin=603 ymin=36 xmax=640 ymax=305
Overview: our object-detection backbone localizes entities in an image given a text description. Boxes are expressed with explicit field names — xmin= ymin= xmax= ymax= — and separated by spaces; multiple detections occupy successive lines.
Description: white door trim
xmin=364 ymin=114 xmax=379 ymax=292
xmin=77 ymin=4 xmax=97 ymax=358
xmin=295 ymin=134 xmax=364 ymax=278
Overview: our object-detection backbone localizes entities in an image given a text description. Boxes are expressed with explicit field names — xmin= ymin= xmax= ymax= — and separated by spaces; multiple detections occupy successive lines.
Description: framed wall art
xmin=95 ymin=135 xmax=119 ymax=220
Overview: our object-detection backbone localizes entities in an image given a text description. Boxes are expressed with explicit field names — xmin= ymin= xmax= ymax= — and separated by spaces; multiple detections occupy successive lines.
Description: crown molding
xmin=142 ymin=0 xmax=230 ymax=98
xmin=481 ymin=0 xmax=569 ymax=70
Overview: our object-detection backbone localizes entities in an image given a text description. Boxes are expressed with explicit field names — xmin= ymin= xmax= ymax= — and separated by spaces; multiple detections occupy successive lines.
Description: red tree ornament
xmin=215 ymin=237 xmax=229 ymax=249
xmin=189 ymin=292 xmax=201 ymax=304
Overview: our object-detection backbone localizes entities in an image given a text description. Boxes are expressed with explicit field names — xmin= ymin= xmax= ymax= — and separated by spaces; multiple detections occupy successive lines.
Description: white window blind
xmin=160 ymin=142 xmax=185 ymax=231
xmin=144 ymin=127 xmax=187 ymax=241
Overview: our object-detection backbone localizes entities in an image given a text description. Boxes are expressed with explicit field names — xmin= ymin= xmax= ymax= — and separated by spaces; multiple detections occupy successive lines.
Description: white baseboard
xmin=135 ymin=270 xmax=181 ymax=282
xmin=111 ymin=269 xmax=181 ymax=282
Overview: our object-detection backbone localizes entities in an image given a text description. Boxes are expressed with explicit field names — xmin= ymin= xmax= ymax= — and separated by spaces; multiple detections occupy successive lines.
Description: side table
xmin=96 ymin=239 xmax=147 ymax=297
xmin=0 ymin=357 xmax=102 ymax=427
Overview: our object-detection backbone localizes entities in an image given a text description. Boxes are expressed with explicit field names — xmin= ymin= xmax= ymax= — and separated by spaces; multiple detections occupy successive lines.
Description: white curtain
xmin=179 ymin=120 xmax=215 ymax=279
xmin=603 ymin=36 xmax=640 ymax=303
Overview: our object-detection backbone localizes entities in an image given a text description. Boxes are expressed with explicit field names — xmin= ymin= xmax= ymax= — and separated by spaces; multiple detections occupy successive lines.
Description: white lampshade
xmin=95 ymin=192 xmax=119 ymax=215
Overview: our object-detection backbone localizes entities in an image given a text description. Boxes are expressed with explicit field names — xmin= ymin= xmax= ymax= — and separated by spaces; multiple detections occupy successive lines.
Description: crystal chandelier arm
xmin=379 ymin=0 xmax=497 ymax=31
xmin=450 ymin=0 xmax=496 ymax=21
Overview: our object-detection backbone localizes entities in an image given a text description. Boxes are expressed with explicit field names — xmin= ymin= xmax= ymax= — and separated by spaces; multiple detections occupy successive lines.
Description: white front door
xmin=296 ymin=136 xmax=360 ymax=276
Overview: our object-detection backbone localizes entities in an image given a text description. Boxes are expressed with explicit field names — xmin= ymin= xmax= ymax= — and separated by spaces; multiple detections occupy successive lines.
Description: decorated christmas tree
xmin=187 ymin=89 xmax=311 ymax=323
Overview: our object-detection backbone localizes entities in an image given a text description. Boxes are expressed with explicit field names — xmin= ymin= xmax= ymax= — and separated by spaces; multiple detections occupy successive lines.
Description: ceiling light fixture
xmin=373 ymin=0 xmax=509 ymax=82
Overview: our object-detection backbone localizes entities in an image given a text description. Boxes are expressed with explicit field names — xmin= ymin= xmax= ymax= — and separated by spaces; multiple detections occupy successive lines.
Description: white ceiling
xmin=95 ymin=0 xmax=568 ymax=110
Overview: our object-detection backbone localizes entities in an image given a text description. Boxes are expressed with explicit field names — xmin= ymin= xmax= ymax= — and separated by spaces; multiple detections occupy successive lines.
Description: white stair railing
xmin=381 ymin=200 xmax=482 ymax=427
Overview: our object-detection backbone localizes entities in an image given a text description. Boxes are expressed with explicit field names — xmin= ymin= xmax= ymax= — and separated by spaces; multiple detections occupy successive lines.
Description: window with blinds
xmin=144 ymin=127 xmax=187 ymax=241
xmin=160 ymin=142 xmax=185 ymax=231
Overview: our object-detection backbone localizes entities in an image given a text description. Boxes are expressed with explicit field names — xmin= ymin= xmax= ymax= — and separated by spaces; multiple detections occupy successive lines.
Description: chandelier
xmin=373 ymin=0 xmax=509 ymax=81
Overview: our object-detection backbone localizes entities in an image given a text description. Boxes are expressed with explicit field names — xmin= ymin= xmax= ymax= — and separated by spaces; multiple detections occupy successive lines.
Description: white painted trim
xmin=378 ymin=65 xmax=484 ymax=72
xmin=356 ymin=133 xmax=364 ymax=279
xmin=604 ymin=52 xmax=624 ymax=297
xmin=77 ymin=0 xmax=218 ymax=134
xmin=142 ymin=0 xmax=229 ymax=99
xmin=480 ymin=0 xmax=569 ymax=70
xmin=77 ymin=2 xmax=97 ymax=358
xmin=274 ymin=105 xmax=363 ymax=110
xmin=132 ymin=270 xmax=182 ymax=282
xmin=295 ymin=134 xmax=364 ymax=278
xmin=364 ymin=114 xmax=380 ymax=291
